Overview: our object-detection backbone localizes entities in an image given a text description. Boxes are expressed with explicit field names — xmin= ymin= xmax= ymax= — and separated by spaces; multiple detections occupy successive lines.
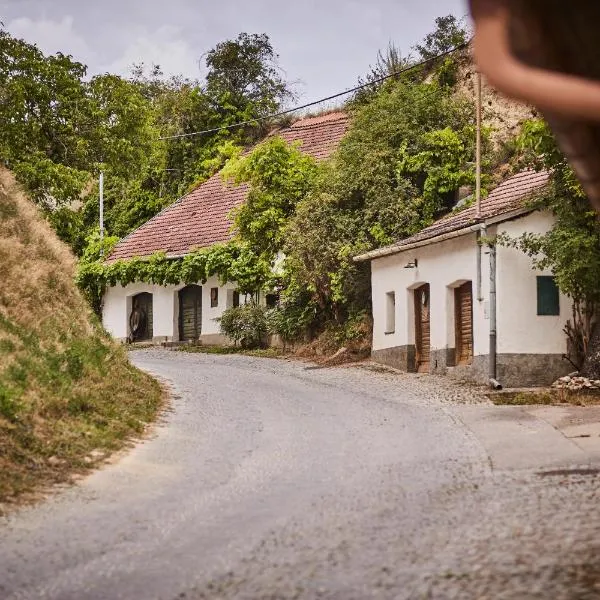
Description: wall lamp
xmin=404 ymin=259 xmax=418 ymax=269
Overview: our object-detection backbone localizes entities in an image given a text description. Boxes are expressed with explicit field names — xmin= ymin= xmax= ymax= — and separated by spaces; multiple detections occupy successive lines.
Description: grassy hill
xmin=0 ymin=169 xmax=163 ymax=509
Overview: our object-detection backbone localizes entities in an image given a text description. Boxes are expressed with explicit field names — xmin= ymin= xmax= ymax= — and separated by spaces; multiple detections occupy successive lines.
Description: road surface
xmin=1 ymin=350 xmax=600 ymax=599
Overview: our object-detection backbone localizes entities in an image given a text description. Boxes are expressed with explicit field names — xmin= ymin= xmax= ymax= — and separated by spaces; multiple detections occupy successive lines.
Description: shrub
xmin=218 ymin=304 xmax=269 ymax=349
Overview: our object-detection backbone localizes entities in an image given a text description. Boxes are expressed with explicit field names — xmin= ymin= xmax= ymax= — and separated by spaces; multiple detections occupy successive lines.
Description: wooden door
xmin=179 ymin=285 xmax=202 ymax=341
xmin=414 ymin=284 xmax=431 ymax=373
xmin=130 ymin=292 xmax=153 ymax=342
xmin=455 ymin=282 xmax=473 ymax=365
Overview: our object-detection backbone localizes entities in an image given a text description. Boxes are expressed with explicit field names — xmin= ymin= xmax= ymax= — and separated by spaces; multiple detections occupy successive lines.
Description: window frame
xmin=385 ymin=291 xmax=396 ymax=334
xmin=536 ymin=276 xmax=560 ymax=316
xmin=210 ymin=287 xmax=219 ymax=308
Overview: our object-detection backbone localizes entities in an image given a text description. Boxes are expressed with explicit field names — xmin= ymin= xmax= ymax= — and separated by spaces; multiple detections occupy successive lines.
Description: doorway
xmin=130 ymin=292 xmax=153 ymax=342
xmin=414 ymin=284 xmax=431 ymax=373
xmin=455 ymin=282 xmax=473 ymax=365
xmin=179 ymin=285 xmax=202 ymax=342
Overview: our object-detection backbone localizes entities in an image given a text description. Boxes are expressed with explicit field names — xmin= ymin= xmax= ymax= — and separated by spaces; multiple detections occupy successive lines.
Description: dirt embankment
xmin=0 ymin=169 xmax=164 ymax=511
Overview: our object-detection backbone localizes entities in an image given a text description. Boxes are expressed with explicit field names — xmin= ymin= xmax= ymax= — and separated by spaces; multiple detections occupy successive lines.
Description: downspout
xmin=476 ymin=224 xmax=486 ymax=302
xmin=489 ymin=242 xmax=502 ymax=390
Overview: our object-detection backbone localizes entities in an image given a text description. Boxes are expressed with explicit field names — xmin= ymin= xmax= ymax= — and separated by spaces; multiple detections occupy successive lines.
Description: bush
xmin=218 ymin=304 xmax=269 ymax=349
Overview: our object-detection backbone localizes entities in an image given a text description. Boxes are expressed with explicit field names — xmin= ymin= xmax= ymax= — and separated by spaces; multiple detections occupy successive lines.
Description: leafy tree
xmin=222 ymin=136 xmax=319 ymax=257
xmin=413 ymin=15 xmax=469 ymax=61
xmin=272 ymin=81 xmax=479 ymax=336
xmin=204 ymin=33 xmax=293 ymax=116
xmin=0 ymin=30 xmax=91 ymax=206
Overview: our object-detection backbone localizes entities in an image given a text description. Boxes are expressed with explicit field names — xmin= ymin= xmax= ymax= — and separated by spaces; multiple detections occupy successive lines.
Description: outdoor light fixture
xmin=404 ymin=259 xmax=418 ymax=269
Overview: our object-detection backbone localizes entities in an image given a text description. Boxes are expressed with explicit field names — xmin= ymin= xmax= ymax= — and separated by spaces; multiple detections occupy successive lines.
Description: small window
xmin=537 ymin=276 xmax=560 ymax=316
xmin=266 ymin=293 xmax=278 ymax=309
xmin=233 ymin=290 xmax=240 ymax=308
xmin=385 ymin=291 xmax=396 ymax=334
xmin=210 ymin=287 xmax=219 ymax=308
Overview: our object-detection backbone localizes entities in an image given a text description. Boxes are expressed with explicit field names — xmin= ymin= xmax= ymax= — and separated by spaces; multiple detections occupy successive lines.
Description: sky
xmin=1 ymin=0 xmax=468 ymax=106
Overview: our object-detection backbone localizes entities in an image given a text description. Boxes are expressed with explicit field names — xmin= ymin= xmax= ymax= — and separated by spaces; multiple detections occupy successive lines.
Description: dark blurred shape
xmin=471 ymin=0 xmax=600 ymax=211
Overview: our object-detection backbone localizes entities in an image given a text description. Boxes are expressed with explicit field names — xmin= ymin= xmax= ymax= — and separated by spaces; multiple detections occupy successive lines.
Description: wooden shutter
xmin=414 ymin=284 xmax=431 ymax=372
xmin=537 ymin=276 xmax=560 ymax=316
xmin=455 ymin=282 xmax=473 ymax=365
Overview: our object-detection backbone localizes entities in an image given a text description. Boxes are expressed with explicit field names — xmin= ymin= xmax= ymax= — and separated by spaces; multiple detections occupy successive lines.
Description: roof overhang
xmin=353 ymin=207 xmax=532 ymax=263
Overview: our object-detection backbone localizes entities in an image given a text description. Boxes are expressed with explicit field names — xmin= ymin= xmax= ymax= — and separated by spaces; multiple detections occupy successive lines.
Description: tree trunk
xmin=580 ymin=322 xmax=600 ymax=379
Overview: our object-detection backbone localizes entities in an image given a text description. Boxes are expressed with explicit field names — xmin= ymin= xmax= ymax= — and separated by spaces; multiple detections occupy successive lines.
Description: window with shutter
xmin=537 ymin=276 xmax=560 ymax=316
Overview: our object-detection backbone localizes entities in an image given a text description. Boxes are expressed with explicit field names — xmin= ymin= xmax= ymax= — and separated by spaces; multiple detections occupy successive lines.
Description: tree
xmin=0 ymin=28 xmax=295 ymax=260
xmin=222 ymin=136 xmax=319 ymax=257
xmin=282 ymin=81 xmax=480 ymax=331
xmin=413 ymin=15 xmax=468 ymax=61
xmin=204 ymin=33 xmax=293 ymax=116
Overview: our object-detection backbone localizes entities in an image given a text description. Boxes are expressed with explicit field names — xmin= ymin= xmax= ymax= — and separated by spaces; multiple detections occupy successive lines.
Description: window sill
xmin=384 ymin=331 xmax=395 ymax=335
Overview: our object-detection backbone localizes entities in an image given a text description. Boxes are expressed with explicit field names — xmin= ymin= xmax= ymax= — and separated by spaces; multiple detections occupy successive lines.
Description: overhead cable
xmin=159 ymin=43 xmax=469 ymax=141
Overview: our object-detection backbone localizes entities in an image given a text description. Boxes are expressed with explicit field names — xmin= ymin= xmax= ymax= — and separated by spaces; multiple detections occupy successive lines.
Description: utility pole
xmin=99 ymin=171 xmax=105 ymax=255
xmin=475 ymin=71 xmax=482 ymax=219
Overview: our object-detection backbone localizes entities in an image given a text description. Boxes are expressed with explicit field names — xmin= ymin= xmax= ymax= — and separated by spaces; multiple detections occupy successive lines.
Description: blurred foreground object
xmin=470 ymin=0 xmax=600 ymax=211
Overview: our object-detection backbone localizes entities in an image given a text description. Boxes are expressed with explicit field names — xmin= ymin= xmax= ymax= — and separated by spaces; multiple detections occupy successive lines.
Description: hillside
xmin=0 ymin=169 xmax=163 ymax=509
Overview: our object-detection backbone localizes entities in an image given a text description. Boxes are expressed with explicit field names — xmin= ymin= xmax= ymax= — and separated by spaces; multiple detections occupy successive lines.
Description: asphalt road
xmin=1 ymin=350 xmax=600 ymax=599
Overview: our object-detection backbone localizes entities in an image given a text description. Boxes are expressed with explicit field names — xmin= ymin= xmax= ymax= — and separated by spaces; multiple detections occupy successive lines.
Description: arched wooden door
xmin=179 ymin=285 xmax=202 ymax=342
xmin=455 ymin=282 xmax=473 ymax=365
xmin=414 ymin=284 xmax=431 ymax=373
xmin=130 ymin=292 xmax=153 ymax=342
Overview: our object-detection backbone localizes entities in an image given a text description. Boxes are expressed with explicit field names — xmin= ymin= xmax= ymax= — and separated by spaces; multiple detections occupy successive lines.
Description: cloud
xmin=6 ymin=15 xmax=94 ymax=64
xmin=101 ymin=25 xmax=202 ymax=80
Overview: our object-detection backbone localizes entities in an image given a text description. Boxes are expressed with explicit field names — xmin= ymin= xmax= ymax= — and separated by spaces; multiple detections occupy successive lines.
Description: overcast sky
xmin=1 ymin=0 xmax=468 ymax=105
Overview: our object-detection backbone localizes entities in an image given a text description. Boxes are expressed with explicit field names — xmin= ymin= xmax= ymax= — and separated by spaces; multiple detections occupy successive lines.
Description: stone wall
xmin=372 ymin=347 xmax=571 ymax=388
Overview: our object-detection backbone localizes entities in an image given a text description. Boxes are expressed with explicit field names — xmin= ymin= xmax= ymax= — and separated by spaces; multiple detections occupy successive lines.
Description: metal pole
xmin=475 ymin=71 xmax=482 ymax=219
xmin=99 ymin=171 xmax=104 ymax=254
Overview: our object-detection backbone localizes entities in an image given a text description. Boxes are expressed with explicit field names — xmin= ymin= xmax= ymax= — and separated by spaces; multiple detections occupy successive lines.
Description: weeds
xmin=0 ymin=170 xmax=163 ymax=510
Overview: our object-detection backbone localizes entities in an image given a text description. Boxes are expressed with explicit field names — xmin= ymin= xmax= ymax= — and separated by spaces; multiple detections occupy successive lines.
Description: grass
xmin=175 ymin=345 xmax=284 ymax=359
xmin=489 ymin=388 xmax=600 ymax=406
xmin=0 ymin=169 xmax=164 ymax=512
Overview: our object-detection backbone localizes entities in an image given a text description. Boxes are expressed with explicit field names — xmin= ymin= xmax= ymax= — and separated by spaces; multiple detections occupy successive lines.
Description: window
xmin=537 ymin=276 xmax=560 ymax=316
xmin=385 ymin=291 xmax=396 ymax=334
xmin=233 ymin=290 xmax=240 ymax=308
xmin=266 ymin=293 xmax=278 ymax=309
xmin=210 ymin=287 xmax=219 ymax=308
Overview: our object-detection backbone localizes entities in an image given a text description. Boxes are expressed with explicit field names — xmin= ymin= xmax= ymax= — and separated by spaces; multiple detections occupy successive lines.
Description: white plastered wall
xmin=495 ymin=212 xmax=569 ymax=355
xmin=371 ymin=211 xmax=570 ymax=360
xmin=102 ymin=276 xmax=242 ymax=341
xmin=371 ymin=232 xmax=489 ymax=357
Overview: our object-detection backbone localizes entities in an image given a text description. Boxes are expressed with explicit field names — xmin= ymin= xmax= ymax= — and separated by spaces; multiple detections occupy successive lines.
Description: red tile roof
xmin=108 ymin=112 xmax=349 ymax=262
xmin=356 ymin=170 xmax=550 ymax=261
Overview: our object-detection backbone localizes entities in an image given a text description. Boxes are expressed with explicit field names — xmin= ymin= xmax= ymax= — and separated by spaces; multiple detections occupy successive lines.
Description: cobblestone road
xmin=1 ymin=351 xmax=599 ymax=599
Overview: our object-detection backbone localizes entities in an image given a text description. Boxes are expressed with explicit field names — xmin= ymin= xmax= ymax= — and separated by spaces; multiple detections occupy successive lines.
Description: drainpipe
xmin=489 ymin=243 xmax=502 ymax=390
xmin=476 ymin=224 xmax=486 ymax=302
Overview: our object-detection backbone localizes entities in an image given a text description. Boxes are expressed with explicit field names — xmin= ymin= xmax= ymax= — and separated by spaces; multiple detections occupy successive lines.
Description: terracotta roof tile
xmin=108 ymin=112 xmax=349 ymax=262
xmin=357 ymin=170 xmax=550 ymax=260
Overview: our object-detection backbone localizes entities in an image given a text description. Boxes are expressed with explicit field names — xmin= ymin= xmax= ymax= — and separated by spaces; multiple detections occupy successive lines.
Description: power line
xmin=158 ymin=43 xmax=469 ymax=141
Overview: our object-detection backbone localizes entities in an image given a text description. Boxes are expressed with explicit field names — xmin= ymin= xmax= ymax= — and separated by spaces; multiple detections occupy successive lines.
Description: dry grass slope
xmin=0 ymin=169 xmax=163 ymax=510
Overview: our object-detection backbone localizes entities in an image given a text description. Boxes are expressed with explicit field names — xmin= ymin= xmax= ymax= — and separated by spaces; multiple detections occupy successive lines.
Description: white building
xmin=101 ymin=112 xmax=349 ymax=345
xmin=355 ymin=171 xmax=572 ymax=388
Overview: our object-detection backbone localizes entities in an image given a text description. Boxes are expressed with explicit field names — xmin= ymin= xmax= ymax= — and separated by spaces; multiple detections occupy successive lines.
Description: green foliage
xmin=282 ymin=81 xmax=481 ymax=327
xmin=218 ymin=303 xmax=269 ymax=348
xmin=0 ymin=28 xmax=293 ymax=260
xmin=223 ymin=137 xmax=320 ymax=256
xmin=504 ymin=119 xmax=600 ymax=306
xmin=204 ymin=33 xmax=293 ymax=115
xmin=413 ymin=15 xmax=468 ymax=61
xmin=498 ymin=118 xmax=600 ymax=366
xmin=77 ymin=241 xmax=273 ymax=316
